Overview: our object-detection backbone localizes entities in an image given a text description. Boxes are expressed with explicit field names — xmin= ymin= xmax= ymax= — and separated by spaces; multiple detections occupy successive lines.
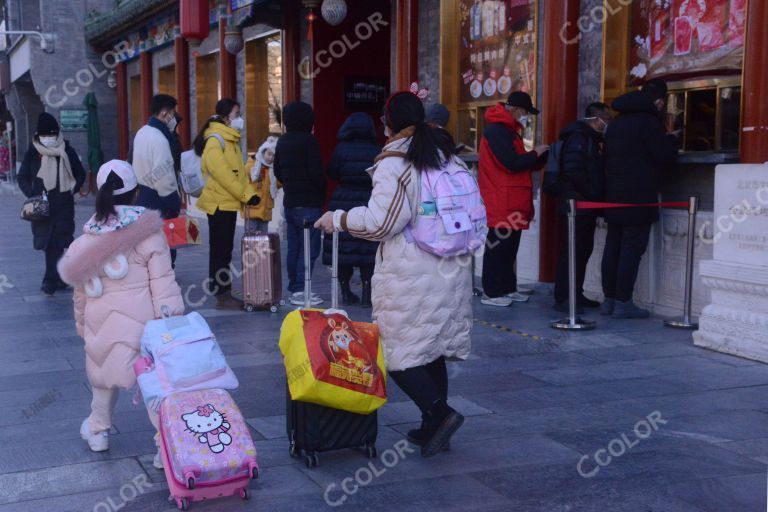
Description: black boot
xmin=421 ymin=400 xmax=464 ymax=458
xmin=340 ymin=280 xmax=359 ymax=305
xmin=407 ymin=418 xmax=450 ymax=451
xmin=361 ymin=281 xmax=372 ymax=308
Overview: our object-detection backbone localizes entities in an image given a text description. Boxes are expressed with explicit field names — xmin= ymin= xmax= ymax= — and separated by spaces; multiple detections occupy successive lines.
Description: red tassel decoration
xmin=306 ymin=9 xmax=317 ymax=41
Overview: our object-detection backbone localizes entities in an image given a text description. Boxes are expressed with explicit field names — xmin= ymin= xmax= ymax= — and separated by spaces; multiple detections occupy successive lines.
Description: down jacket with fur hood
xmin=339 ymin=134 xmax=472 ymax=371
xmin=58 ymin=207 xmax=184 ymax=389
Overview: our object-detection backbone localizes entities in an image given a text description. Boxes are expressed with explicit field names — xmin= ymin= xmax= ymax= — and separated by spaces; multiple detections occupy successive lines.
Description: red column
xmin=219 ymin=16 xmax=237 ymax=100
xmin=395 ymin=0 xmax=419 ymax=90
xmin=538 ymin=0 xmax=580 ymax=283
xmin=282 ymin=0 xmax=301 ymax=104
xmin=116 ymin=61 xmax=129 ymax=160
xmin=740 ymin=0 xmax=768 ymax=163
xmin=175 ymin=37 xmax=191 ymax=149
xmin=140 ymin=51 xmax=153 ymax=121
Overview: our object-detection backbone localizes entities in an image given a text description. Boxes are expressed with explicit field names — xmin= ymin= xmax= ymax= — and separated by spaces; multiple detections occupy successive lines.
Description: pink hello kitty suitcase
xmin=159 ymin=389 xmax=259 ymax=510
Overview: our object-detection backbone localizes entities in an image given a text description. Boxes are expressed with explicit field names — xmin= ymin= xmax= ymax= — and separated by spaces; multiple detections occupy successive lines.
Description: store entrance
xmin=245 ymin=32 xmax=282 ymax=154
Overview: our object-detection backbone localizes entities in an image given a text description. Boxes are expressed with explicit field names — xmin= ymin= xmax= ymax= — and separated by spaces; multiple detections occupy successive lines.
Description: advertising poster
xmin=458 ymin=0 xmax=537 ymax=104
xmin=630 ymin=0 xmax=745 ymax=83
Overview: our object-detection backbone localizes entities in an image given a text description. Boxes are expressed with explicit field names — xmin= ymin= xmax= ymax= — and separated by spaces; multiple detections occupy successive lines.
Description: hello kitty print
xmin=182 ymin=404 xmax=233 ymax=454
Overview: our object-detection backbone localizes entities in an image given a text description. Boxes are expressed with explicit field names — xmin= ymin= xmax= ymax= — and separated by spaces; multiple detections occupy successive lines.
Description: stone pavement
xmin=0 ymin=182 xmax=766 ymax=512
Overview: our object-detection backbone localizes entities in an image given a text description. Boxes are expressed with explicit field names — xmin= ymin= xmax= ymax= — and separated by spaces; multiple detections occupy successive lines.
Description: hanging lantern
xmin=321 ymin=0 xmax=347 ymax=26
xmin=223 ymin=15 xmax=244 ymax=54
xmin=180 ymin=0 xmax=210 ymax=43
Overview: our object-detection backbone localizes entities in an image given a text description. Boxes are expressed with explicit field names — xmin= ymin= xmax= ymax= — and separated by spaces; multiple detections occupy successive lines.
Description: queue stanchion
xmin=664 ymin=196 xmax=699 ymax=329
xmin=551 ymin=199 xmax=596 ymax=331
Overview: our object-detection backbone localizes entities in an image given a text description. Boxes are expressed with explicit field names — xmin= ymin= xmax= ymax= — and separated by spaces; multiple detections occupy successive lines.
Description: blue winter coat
xmin=322 ymin=113 xmax=381 ymax=269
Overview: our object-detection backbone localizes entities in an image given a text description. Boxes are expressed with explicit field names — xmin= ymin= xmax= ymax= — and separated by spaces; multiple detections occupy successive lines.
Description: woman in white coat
xmin=315 ymin=92 xmax=472 ymax=457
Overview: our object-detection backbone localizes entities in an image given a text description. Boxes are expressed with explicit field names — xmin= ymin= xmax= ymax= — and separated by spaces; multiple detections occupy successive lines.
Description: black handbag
xmin=20 ymin=191 xmax=49 ymax=222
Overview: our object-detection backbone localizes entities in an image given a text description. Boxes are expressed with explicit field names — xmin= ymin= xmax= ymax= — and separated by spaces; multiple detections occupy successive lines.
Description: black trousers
xmin=554 ymin=214 xmax=597 ymax=304
xmin=601 ymin=223 xmax=652 ymax=302
xmin=481 ymin=228 xmax=522 ymax=298
xmin=338 ymin=264 xmax=374 ymax=283
xmin=206 ymin=209 xmax=238 ymax=296
xmin=388 ymin=357 xmax=448 ymax=416
xmin=43 ymin=246 xmax=64 ymax=285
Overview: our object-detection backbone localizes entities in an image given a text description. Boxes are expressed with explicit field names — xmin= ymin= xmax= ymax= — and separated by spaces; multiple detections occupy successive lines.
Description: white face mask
xmin=230 ymin=116 xmax=244 ymax=132
xmin=39 ymin=136 xmax=58 ymax=147
xmin=166 ymin=115 xmax=178 ymax=133
xmin=518 ymin=115 xmax=530 ymax=126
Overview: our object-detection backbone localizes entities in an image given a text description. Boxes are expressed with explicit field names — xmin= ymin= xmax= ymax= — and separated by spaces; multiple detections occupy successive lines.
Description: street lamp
xmin=0 ymin=31 xmax=55 ymax=53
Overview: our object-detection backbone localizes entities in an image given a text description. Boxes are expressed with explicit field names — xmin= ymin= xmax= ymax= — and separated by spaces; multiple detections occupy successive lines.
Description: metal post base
xmin=551 ymin=318 xmax=597 ymax=330
xmin=664 ymin=318 xmax=699 ymax=330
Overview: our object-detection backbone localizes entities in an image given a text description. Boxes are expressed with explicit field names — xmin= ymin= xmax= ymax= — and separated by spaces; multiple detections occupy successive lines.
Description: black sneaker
xmin=578 ymin=295 xmax=601 ymax=308
xmin=40 ymin=283 xmax=56 ymax=296
xmin=56 ymin=280 xmax=71 ymax=292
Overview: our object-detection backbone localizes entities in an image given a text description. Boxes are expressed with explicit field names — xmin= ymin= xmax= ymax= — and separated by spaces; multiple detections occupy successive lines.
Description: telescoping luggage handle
xmin=302 ymin=220 xmax=339 ymax=310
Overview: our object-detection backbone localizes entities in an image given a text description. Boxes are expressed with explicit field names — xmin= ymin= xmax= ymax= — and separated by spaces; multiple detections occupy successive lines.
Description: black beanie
xmin=384 ymin=92 xmax=425 ymax=133
xmin=36 ymin=113 xmax=60 ymax=136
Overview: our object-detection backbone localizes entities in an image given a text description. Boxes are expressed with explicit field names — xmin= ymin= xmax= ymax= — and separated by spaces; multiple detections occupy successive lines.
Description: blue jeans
xmin=285 ymin=207 xmax=322 ymax=293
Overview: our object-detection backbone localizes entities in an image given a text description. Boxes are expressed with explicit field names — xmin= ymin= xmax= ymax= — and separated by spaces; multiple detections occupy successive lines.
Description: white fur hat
xmin=96 ymin=159 xmax=138 ymax=195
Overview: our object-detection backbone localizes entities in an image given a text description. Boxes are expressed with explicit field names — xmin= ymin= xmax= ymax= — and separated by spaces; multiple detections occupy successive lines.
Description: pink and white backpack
xmin=405 ymin=158 xmax=487 ymax=257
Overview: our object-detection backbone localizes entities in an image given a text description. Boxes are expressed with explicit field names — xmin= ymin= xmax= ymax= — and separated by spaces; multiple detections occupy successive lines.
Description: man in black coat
xmin=601 ymin=79 xmax=680 ymax=319
xmin=18 ymin=113 xmax=86 ymax=295
xmin=553 ymin=102 xmax=610 ymax=313
xmin=274 ymin=101 xmax=327 ymax=306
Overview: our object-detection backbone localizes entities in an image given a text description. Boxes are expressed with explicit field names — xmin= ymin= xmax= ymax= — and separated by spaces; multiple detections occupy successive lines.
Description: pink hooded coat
xmin=58 ymin=209 xmax=185 ymax=389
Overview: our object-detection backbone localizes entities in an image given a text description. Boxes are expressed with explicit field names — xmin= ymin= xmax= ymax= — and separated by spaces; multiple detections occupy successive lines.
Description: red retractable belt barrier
xmin=575 ymin=201 xmax=689 ymax=210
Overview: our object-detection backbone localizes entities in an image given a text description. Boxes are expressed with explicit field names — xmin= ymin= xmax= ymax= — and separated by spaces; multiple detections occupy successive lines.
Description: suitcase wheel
xmin=245 ymin=304 xmax=255 ymax=313
xmin=251 ymin=466 xmax=260 ymax=479
xmin=176 ymin=498 xmax=190 ymax=511
xmin=240 ymin=488 xmax=251 ymax=500
xmin=185 ymin=476 xmax=195 ymax=490
xmin=365 ymin=444 xmax=378 ymax=459
xmin=270 ymin=305 xmax=279 ymax=313
xmin=305 ymin=452 xmax=319 ymax=468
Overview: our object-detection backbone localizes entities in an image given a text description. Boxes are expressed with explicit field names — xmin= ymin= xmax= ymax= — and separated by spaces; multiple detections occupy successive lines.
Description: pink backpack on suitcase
xmin=159 ymin=389 xmax=259 ymax=510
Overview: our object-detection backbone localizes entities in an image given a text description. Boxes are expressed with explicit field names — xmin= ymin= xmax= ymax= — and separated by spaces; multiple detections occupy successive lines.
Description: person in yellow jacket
xmin=193 ymin=98 xmax=260 ymax=310
xmin=243 ymin=136 xmax=279 ymax=233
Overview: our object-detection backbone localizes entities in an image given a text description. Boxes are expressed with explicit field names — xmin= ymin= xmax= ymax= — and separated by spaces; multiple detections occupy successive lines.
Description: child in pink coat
xmin=58 ymin=160 xmax=184 ymax=466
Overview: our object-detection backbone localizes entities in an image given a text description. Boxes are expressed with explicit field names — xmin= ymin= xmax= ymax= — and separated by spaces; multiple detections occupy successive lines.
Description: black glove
xmin=247 ymin=195 xmax=261 ymax=206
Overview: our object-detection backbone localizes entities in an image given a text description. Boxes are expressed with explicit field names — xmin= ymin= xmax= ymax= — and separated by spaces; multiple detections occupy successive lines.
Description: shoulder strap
xmin=205 ymin=133 xmax=226 ymax=151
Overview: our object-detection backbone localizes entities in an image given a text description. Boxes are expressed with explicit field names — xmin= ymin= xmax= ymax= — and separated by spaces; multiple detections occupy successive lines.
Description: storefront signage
xmin=60 ymin=110 xmax=89 ymax=132
xmin=344 ymin=76 xmax=388 ymax=111
xmin=630 ymin=0 xmax=745 ymax=82
xmin=116 ymin=14 xmax=179 ymax=62
xmin=458 ymin=0 xmax=537 ymax=104
xmin=231 ymin=0 xmax=257 ymax=9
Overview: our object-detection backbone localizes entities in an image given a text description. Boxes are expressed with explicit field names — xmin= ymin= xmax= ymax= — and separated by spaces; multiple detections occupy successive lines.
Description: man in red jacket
xmin=478 ymin=92 xmax=549 ymax=307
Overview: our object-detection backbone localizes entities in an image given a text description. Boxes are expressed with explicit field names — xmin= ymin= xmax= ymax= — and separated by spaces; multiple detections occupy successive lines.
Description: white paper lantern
xmin=321 ymin=0 xmax=347 ymax=26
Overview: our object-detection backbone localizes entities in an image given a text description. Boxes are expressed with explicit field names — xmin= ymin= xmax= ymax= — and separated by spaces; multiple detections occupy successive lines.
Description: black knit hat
xmin=36 ymin=113 xmax=60 ymax=136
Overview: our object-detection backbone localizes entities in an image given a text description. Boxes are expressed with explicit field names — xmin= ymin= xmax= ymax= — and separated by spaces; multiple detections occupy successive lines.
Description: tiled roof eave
xmin=85 ymin=0 xmax=176 ymax=43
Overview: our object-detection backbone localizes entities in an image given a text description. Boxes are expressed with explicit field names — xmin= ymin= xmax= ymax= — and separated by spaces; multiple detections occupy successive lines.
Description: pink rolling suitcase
xmin=159 ymin=389 xmax=259 ymax=511
xmin=241 ymin=232 xmax=283 ymax=313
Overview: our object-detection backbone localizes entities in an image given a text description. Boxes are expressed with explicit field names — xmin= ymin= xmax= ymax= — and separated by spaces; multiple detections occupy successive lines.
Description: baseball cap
xmin=506 ymin=91 xmax=540 ymax=115
xmin=96 ymin=160 xmax=138 ymax=196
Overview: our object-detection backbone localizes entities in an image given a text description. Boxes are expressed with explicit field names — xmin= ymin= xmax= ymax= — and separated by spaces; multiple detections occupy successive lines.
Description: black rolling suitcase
xmin=286 ymin=224 xmax=379 ymax=468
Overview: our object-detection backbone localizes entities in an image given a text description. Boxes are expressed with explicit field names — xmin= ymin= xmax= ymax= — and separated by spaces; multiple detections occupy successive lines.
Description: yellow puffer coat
xmin=196 ymin=122 xmax=256 ymax=215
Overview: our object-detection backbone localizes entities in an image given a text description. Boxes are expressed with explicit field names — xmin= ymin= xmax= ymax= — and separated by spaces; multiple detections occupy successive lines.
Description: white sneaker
xmin=506 ymin=292 xmax=530 ymax=302
xmin=153 ymin=450 xmax=164 ymax=469
xmin=516 ymin=286 xmax=534 ymax=296
xmin=80 ymin=418 xmax=109 ymax=452
xmin=289 ymin=292 xmax=324 ymax=306
xmin=481 ymin=295 xmax=513 ymax=307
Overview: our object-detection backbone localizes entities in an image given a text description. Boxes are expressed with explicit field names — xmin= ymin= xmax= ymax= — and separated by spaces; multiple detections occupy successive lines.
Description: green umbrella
xmin=83 ymin=92 xmax=104 ymax=175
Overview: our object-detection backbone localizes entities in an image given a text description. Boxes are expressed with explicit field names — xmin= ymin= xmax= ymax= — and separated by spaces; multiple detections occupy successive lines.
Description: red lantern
xmin=180 ymin=0 xmax=210 ymax=42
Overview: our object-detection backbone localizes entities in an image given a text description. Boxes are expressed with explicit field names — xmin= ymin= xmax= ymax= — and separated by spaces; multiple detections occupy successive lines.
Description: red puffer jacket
xmin=478 ymin=103 xmax=537 ymax=230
